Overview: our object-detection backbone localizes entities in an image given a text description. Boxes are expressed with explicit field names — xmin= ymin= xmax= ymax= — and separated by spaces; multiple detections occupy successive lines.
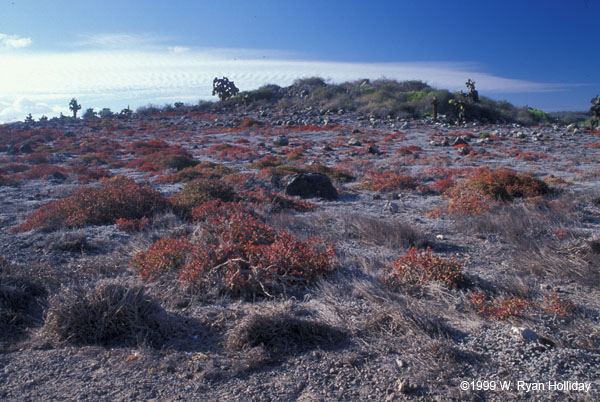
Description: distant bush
xmin=14 ymin=176 xmax=170 ymax=232
xmin=212 ymin=77 xmax=548 ymax=123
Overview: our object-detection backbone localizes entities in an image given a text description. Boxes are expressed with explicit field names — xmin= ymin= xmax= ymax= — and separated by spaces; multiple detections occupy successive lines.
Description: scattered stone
xmin=285 ymin=173 xmax=338 ymax=200
xmin=385 ymin=201 xmax=399 ymax=213
xmin=367 ymin=145 xmax=382 ymax=155
xmin=511 ymin=327 xmax=539 ymax=343
xmin=272 ymin=135 xmax=289 ymax=146
xmin=451 ymin=137 xmax=468 ymax=146
xmin=395 ymin=378 xmax=414 ymax=394
xmin=19 ymin=143 xmax=34 ymax=153
xmin=49 ymin=171 xmax=68 ymax=182
xmin=348 ymin=138 xmax=361 ymax=146
xmin=457 ymin=146 xmax=470 ymax=155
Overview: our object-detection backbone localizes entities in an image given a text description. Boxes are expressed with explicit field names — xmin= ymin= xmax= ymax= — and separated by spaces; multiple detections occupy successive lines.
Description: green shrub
xmin=170 ymin=178 xmax=236 ymax=214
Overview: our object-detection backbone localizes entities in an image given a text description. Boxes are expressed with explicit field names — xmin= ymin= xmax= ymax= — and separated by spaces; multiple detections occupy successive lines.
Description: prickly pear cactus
xmin=212 ymin=77 xmax=240 ymax=101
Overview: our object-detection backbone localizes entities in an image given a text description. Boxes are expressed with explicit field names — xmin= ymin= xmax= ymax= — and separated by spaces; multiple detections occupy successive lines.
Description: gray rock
xmin=272 ymin=135 xmax=289 ymax=146
xmin=367 ymin=145 xmax=382 ymax=155
xmin=385 ymin=201 xmax=399 ymax=213
xmin=512 ymin=327 xmax=539 ymax=342
xmin=457 ymin=146 xmax=470 ymax=155
xmin=285 ymin=173 xmax=338 ymax=200
xmin=19 ymin=143 xmax=34 ymax=153
xmin=451 ymin=137 xmax=468 ymax=146
xmin=348 ymin=138 xmax=362 ymax=146
xmin=49 ymin=171 xmax=68 ymax=182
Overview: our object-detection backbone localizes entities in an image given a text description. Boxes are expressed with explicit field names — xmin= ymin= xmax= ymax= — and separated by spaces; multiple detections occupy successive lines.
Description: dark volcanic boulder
xmin=285 ymin=173 xmax=338 ymax=200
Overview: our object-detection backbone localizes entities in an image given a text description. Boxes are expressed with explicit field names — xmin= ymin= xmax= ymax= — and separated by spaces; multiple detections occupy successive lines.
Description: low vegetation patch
xmin=470 ymin=291 xmax=576 ymax=320
xmin=0 ymin=275 xmax=47 ymax=337
xmin=170 ymin=178 xmax=236 ymax=215
xmin=14 ymin=176 xmax=170 ymax=232
xmin=433 ymin=167 xmax=550 ymax=215
xmin=226 ymin=307 xmax=347 ymax=357
xmin=132 ymin=208 xmax=337 ymax=297
xmin=384 ymin=247 xmax=466 ymax=290
xmin=39 ymin=282 xmax=173 ymax=347
xmin=359 ymin=171 xmax=418 ymax=192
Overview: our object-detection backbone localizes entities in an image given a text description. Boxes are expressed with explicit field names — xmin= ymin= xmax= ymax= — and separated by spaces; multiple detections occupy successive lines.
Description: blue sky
xmin=0 ymin=0 xmax=598 ymax=122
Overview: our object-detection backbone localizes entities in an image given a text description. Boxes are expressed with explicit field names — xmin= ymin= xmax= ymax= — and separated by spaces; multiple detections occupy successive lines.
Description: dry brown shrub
xmin=39 ymin=281 xmax=177 ymax=347
xmin=0 ymin=276 xmax=47 ymax=338
xmin=225 ymin=304 xmax=347 ymax=357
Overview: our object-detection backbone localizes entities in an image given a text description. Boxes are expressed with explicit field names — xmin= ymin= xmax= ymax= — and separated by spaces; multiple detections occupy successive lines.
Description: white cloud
xmin=70 ymin=33 xmax=164 ymax=49
xmin=0 ymin=43 xmax=568 ymax=123
xmin=0 ymin=33 xmax=32 ymax=49
xmin=168 ymin=46 xmax=190 ymax=54
xmin=0 ymin=98 xmax=61 ymax=122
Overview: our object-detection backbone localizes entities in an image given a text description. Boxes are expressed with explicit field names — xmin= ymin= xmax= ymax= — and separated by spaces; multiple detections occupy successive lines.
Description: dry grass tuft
xmin=512 ymin=240 xmax=600 ymax=284
xmin=340 ymin=213 xmax=429 ymax=249
xmin=226 ymin=304 xmax=347 ymax=357
xmin=271 ymin=210 xmax=429 ymax=250
xmin=39 ymin=281 xmax=176 ymax=347
xmin=0 ymin=276 xmax=47 ymax=337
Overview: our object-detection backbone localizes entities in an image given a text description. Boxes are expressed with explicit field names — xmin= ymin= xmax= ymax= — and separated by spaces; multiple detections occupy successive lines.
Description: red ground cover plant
xmin=469 ymin=292 xmax=534 ymax=320
xmin=203 ymin=143 xmax=260 ymax=161
xmin=384 ymin=247 xmax=466 ymax=290
xmin=242 ymin=188 xmax=317 ymax=212
xmin=17 ymin=164 xmax=69 ymax=180
xmin=432 ymin=167 xmax=551 ymax=216
xmin=396 ymin=145 xmax=424 ymax=156
xmin=512 ymin=151 xmax=552 ymax=162
xmin=541 ymin=292 xmax=576 ymax=317
xmin=132 ymin=208 xmax=337 ymax=297
xmin=429 ymin=178 xmax=455 ymax=193
xmin=470 ymin=291 xmax=575 ymax=320
xmin=154 ymin=161 xmax=237 ymax=184
xmin=359 ymin=171 xmax=418 ymax=192
xmin=116 ymin=217 xmax=151 ymax=233
xmin=237 ymin=117 xmax=263 ymax=128
xmin=170 ymin=178 xmax=236 ymax=215
xmin=0 ymin=175 xmax=17 ymax=186
xmin=21 ymin=153 xmax=50 ymax=165
xmin=131 ymin=237 xmax=192 ymax=280
xmin=1 ymin=163 xmax=29 ymax=174
xmin=68 ymin=165 xmax=112 ymax=183
xmin=14 ymin=176 xmax=170 ymax=232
